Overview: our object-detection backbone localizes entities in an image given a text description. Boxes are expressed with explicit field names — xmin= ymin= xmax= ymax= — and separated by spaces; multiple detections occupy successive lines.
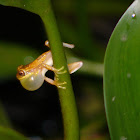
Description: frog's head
xmin=16 ymin=65 xmax=45 ymax=91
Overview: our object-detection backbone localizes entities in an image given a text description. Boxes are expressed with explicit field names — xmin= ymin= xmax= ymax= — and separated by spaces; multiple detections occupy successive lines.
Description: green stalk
xmin=41 ymin=3 xmax=79 ymax=140
xmin=40 ymin=2 xmax=80 ymax=140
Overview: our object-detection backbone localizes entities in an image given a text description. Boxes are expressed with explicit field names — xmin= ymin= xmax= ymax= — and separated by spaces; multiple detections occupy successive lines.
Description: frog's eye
xmin=20 ymin=72 xmax=44 ymax=91
xmin=18 ymin=70 xmax=25 ymax=76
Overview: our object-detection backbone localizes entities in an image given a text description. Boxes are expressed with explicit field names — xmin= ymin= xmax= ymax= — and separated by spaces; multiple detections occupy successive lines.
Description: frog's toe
xmin=55 ymin=66 xmax=67 ymax=75
xmin=56 ymin=81 xmax=67 ymax=89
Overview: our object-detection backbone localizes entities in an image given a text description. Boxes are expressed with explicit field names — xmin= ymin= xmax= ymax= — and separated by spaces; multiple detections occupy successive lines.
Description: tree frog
xmin=16 ymin=40 xmax=83 ymax=91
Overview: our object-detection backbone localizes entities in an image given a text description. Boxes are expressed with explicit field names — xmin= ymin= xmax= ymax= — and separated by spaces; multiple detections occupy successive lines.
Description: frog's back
xmin=22 ymin=50 xmax=53 ymax=71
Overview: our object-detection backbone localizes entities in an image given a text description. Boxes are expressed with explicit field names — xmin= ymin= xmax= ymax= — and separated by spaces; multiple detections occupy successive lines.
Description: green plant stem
xmin=40 ymin=2 xmax=80 ymax=140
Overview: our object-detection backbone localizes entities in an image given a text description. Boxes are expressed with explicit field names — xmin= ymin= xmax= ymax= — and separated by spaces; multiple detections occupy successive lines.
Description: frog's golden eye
xmin=18 ymin=70 xmax=25 ymax=76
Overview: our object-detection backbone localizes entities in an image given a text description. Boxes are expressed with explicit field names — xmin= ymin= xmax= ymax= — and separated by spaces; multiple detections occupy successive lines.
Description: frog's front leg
xmin=42 ymin=64 xmax=67 ymax=74
xmin=45 ymin=40 xmax=74 ymax=49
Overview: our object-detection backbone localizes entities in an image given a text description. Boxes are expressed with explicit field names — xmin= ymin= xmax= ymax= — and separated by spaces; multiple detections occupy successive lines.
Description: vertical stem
xmin=40 ymin=1 xmax=80 ymax=140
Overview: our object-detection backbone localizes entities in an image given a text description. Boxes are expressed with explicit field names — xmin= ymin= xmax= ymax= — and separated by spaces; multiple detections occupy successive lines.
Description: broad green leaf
xmin=0 ymin=126 xmax=29 ymax=140
xmin=104 ymin=0 xmax=140 ymax=139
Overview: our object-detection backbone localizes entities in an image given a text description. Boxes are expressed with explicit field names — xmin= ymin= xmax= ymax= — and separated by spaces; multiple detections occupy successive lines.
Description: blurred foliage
xmin=0 ymin=126 xmax=29 ymax=140
xmin=0 ymin=0 xmax=134 ymax=140
xmin=0 ymin=42 xmax=39 ymax=80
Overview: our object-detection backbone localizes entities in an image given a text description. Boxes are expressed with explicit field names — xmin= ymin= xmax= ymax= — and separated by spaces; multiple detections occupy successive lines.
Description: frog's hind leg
xmin=44 ymin=77 xmax=67 ymax=89
xmin=43 ymin=62 xmax=83 ymax=88
xmin=68 ymin=61 xmax=83 ymax=74
xmin=42 ymin=64 xmax=67 ymax=89
xmin=45 ymin=40 xmax=74 ymax=49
